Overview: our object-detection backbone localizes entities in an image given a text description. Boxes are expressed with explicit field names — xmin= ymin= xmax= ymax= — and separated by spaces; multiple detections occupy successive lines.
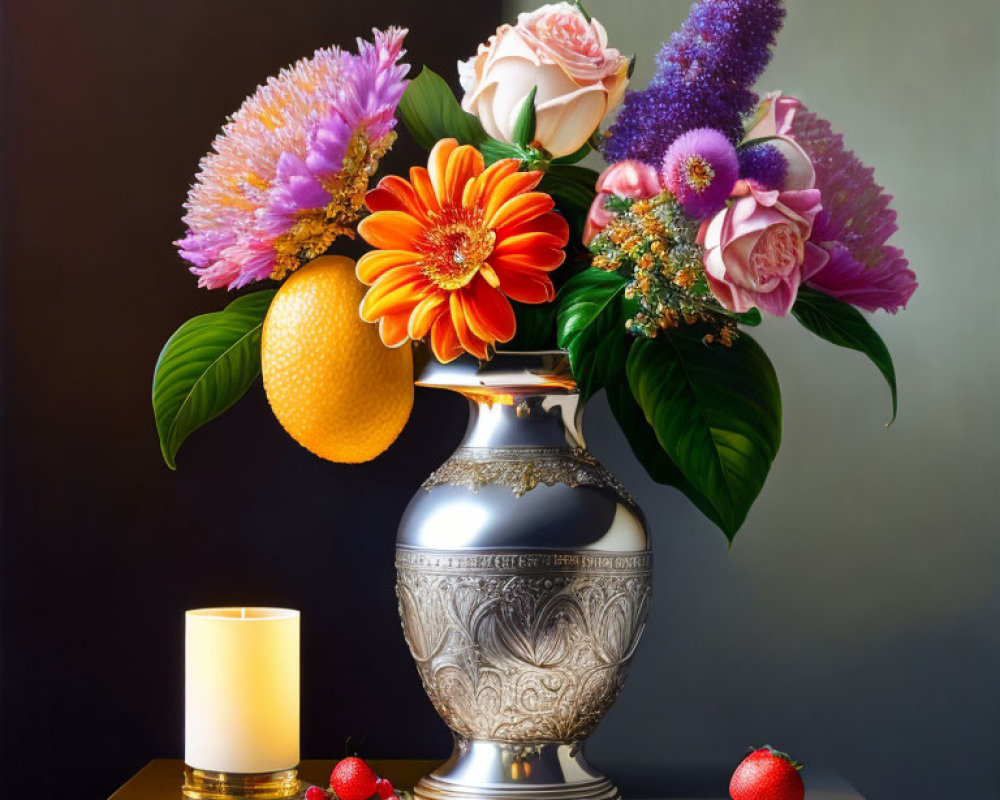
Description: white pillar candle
xmin=185 ymin=608 xmax=300 ymax=774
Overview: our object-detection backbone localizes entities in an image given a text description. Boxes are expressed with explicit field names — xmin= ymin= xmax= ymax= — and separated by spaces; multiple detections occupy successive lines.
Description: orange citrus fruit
xmin=261 ymin=255 xmax=413 ymax=463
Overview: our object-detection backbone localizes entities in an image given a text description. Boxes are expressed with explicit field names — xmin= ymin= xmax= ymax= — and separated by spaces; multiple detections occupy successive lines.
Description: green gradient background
xmin=503 ymin=1 xmax=998 ymax=797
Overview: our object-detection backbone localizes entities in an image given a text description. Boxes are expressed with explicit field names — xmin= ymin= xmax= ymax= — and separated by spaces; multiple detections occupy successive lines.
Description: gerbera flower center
xmin=418 ymin=207 xmax=496 ymax=290
xmin=683 ymin=155 xmax=716 ymax=193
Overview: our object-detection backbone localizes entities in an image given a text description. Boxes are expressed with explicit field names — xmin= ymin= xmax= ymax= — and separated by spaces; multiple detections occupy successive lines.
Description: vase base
xmin=413 ymin=741 xmax=619 ymax=800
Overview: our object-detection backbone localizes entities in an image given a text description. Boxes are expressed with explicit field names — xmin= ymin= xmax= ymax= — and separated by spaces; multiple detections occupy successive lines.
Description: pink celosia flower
xmin=176 ymin=29 xmax=409 ymax=290
xmin=788 ymin=102 xmax=916 ymax=313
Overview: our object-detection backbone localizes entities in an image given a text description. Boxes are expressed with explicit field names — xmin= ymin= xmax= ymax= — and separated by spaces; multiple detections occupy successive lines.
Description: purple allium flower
xmin=662 ymin=128 xmax=739 ymax=219
xmin=603 ymin=0 xmax=785 ymax=166
xmin=738 ymin=143 xmax=788 ymax=190
xmin=177 ymin=29 xmax=409 ymax=290
xmin=791 ymin=106 xmax=917 ymax=313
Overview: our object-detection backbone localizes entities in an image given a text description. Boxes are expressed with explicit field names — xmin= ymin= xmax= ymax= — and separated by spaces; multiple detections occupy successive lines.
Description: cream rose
xmin=459 ymin=3 xmax=629 ymax=158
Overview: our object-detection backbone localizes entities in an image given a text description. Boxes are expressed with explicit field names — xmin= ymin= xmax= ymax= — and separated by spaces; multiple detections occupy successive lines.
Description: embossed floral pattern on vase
xmin=396 ymin=550 xmax=652 ymax=743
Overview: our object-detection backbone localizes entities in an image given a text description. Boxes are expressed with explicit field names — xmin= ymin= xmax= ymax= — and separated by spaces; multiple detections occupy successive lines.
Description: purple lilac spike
xmin=603 ymin=0 xmax=785 ymax=166
xmin=792 ymin=106 xmax=917 ymax=313
xmin=738 ymin=143 xmax=788 ymax=190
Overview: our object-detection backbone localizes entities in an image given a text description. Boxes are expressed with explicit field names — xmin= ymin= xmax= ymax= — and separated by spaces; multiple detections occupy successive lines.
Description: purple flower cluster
xmin=792 ymin=106 xmax=918 ymax=313
xmin=603 ymin=0 xmax=785 ymax=166
xmin=662 ymin=128 xmax=739 ymax=219
xmin=738 ymin=142 xmax=788 ymax=190
xmin=177 ymin=29 xmax=409 ymax=290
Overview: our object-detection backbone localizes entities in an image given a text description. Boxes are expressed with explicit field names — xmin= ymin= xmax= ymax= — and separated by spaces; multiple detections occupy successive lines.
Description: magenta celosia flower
xmin=791 ymin=105 xmax=917 ymax=313
xmin=661 ymin=128 xmax=739 ymax=219
xmin=176 ymin=28 xmax=409 ymax=290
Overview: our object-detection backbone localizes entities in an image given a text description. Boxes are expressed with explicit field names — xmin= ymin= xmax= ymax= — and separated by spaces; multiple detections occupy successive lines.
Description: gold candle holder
xmin=182 ymin=765 xmax=301 ymax=800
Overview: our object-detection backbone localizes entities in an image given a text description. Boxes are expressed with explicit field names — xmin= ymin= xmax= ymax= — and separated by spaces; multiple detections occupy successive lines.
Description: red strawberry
xmin=730 ymin=746 xmax=805 ymax=800
xmin=305 ymin=786 xmax=329 ymax=800
xmin=330 ymin=757 xmax=379 ymax=800
xmin=375 ymin=778 xmax=395 ymax=800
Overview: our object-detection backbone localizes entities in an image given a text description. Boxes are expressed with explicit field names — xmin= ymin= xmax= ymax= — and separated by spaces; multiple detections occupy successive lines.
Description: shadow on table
xmin=616 ymin=765 xmax=734 ymax=798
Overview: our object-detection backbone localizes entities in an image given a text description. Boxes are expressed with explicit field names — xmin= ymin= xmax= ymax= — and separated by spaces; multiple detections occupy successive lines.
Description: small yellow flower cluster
xmin=589 ymin=192 xmax=737 ymax=344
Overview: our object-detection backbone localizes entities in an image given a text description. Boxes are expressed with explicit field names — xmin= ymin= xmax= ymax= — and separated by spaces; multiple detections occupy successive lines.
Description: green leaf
xmin=792 ymin=286 xmax=897 ymax=424
xmin=539 ymin=164 xmax=600 ymax=242
xmin=552 ymin=142 xmax=592 ymax=165
xmin=737 ymin=308 xmax=762 ymax=327
xmin=512 ymin=86 xmax=538 ymax=148
xmin=398 ymin=67 xmax=488 ymax=152
xmin=480 ymin=139 xmax=524 ymax=165
xmin=152 ymin=290 xmax=275 ymax=470
xmin=605 ymin=378 xmax=727 ymax=532
xmin=573 ymin=0 xmax=593 ymax=22
xmin=556 ymin=269 xmax=636 ymax=402
xmin=626 ymin=331 xmax=782 ymax=540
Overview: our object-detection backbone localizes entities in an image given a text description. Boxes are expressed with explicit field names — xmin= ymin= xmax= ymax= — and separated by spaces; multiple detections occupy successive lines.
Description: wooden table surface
xmin=109 ymin=760 xmax=864 ymax=800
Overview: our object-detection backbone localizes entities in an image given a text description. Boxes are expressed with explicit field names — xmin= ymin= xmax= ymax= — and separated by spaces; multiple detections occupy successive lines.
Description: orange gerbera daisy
xmin=356 ymin=138 xmax=569 ymax=362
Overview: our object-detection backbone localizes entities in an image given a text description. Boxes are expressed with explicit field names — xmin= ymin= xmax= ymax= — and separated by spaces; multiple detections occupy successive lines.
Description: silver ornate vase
xmin=396 ymin=351 xmax=652 ymax=800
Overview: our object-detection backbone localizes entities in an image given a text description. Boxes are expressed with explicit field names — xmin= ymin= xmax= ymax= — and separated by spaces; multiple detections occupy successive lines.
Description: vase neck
xmin=462 ymin=392 xmax=584 ymax=450
xmin=413 ymin=350 xmax=584 ymax=450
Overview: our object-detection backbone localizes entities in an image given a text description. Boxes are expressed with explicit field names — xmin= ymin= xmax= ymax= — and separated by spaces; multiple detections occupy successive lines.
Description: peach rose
xmin=743 ymin=92 xmax=815 ymax=191
xmin=459 ymin=3 xmax=629 ymax=158
xmin=701 ymin=186 xmax=829 ymax=316
xmin=583 ymin=160 xmax=661 ymax=245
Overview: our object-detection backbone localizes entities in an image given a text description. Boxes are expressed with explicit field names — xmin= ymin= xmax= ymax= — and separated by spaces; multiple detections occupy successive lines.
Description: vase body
xmin=396 ymin=351 xmax=652 ymax=800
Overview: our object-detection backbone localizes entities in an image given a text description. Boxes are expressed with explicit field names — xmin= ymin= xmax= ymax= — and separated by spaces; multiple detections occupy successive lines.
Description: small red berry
xmin=330 ymin=757 xmax=379 ymax=800
xmin=730 ymin=746 xmax=805 ymax=800
xmin=375 ymin=777 xmax=394 ymax=800
xmin=305 ymin=786 xmax=328 ymax=800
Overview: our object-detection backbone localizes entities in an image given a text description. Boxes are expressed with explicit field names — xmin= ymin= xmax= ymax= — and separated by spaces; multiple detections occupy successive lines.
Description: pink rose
xmin=459 ymin=3 xmax=629 ymax=158
xmin=583 ymin=160 xmax=662 ymax=245
xmin=743 ymin=92 xmax=816 ymax=191
xmin=701 ymin=186 xmax=830 ymax=316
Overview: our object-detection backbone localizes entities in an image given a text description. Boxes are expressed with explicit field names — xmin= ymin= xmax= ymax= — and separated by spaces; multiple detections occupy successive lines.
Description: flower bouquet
xmin=154 ymin=0 xmax=916 ymax=542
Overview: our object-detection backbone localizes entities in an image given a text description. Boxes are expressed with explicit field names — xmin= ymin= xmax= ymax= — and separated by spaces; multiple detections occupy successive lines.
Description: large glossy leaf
xmin=153 ymin=290 xmax=275 ymax=469
xmin=605 ymin=379 xmax=726 ymax=533
xmin=793 ymin=286 xmax=897 ymax=424
xmin=539 ymin=165 xmax=600 ymax=242
xmin=626 ymin=331 xmax=782 ymax=540
xmin=398 ymin=67 xmax=488 ymax=152
xmin=556 ymin=269 xmax=636 ymax=402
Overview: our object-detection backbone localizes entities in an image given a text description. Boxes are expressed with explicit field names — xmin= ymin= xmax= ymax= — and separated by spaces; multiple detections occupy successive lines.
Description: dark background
xmin=3 ymin=2 xmax=999 ymax=800
xmin=0 ymin=2 xmax=499 ymax=798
